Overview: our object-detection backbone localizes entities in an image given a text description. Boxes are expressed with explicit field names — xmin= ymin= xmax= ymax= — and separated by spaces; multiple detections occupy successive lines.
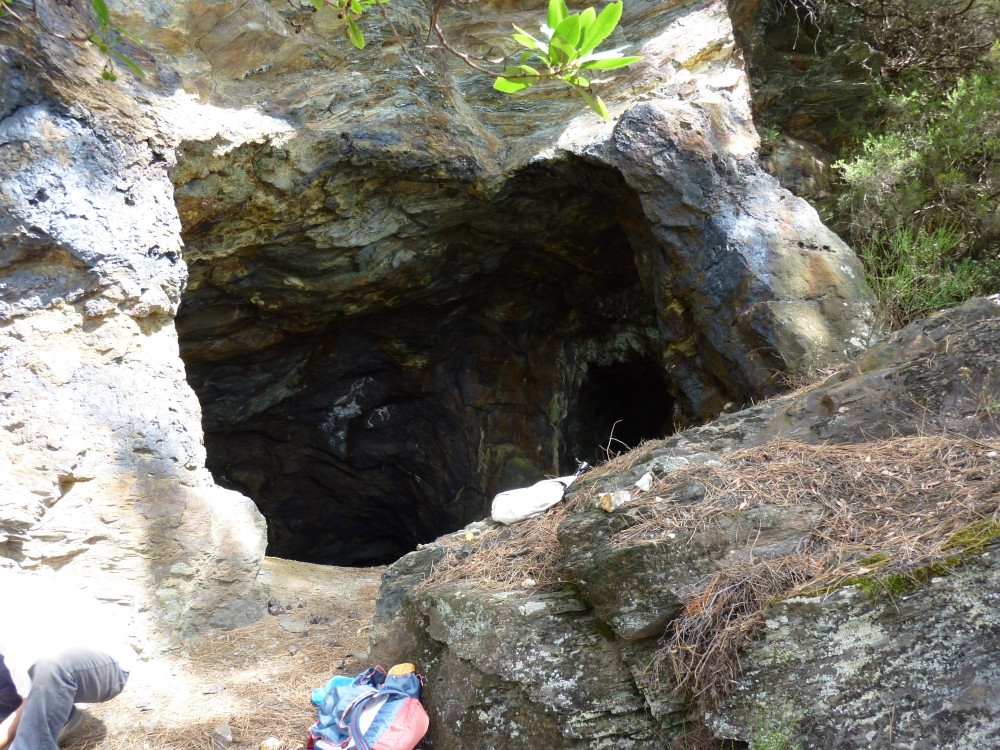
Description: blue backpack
xmin=308 ymin=665 xmax=429 ymax=750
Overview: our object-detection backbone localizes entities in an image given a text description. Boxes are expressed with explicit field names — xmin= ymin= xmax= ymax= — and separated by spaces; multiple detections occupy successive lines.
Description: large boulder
xmin=371 ymin=297 xmax=1000 ymax=749
xmin=709 ymin=544 xmax=1000 ymax=748
xmin=0 ymin=30 xmax=266 ymax=642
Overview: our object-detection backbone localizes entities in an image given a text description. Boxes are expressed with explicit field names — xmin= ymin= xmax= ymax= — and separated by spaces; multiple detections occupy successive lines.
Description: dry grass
xmin=655 ymin=556 xmax=820 ymax=709
xmin=617 ymin=436 xmax=1000 ymax=571
xmin=419 ymin=434 xmax=1000 ymax=710
xmin=417 ymin=502 xmax=578 ymax=594
xmin=62 ymin=559 xmax=385 ymax=750
xmin=418 ymin=437 xmax=676 ymax=594
xmin=627 ymin=436 xmax=1000 ymax=707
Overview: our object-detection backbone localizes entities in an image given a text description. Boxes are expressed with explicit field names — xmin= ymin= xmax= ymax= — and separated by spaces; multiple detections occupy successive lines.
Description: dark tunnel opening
xmin=175 ymin=155 xmax=680 ymax=567
xmin=565 ymin=357 xmax=676 ymax=464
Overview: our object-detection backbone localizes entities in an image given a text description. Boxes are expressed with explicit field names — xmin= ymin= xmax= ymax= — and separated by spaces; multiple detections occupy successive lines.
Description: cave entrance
xmin=566 ymin=356 xmax=675 ymax=464
xmin=174 ymin=153 xmax=677 ymax=567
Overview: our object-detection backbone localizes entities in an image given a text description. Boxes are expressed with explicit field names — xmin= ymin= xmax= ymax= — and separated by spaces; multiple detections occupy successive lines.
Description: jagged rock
xmin=156 ymin=0 xmax=871 ymax=564
xmin=3 ymin=0 xmax=873 ymax=645
xmin=210 ymin=722 xmax=233 ymax=749
xmin=0 ymin=81 xmax=267 ymax=640
xmin=371 ymin=297 xmax=1000 ymax=749
xmin=709 ymin=541 xmax=1000 ymax=748
xmin=375 ymin=574 xmax=663 ymax=748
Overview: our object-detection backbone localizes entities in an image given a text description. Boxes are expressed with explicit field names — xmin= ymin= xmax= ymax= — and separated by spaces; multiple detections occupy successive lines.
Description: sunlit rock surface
xmin=3 ymin=0 xmax=872 ymax=640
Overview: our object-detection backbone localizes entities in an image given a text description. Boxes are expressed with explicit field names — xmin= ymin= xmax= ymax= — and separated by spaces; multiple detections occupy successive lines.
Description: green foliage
xmin=495 ymin=0 xmax=642 ymax=120
xmin=88 ymin=0 xmax=144 ymax=80
xmin=859 ymin=224 xmax=986 ymax=330
xmin=836 ymin=42 xmax=1000 ymax=328
xmin=307 ymin=0 xmax=383 ymax=49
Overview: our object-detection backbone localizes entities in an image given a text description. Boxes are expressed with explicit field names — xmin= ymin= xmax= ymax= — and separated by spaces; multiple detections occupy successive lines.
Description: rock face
xmin=732 ymin=0 xmax=884 ymax=152
xmin=370 ymin=297 xmax=1000 ymax=749
xmin=0 ymin=24 xmax=266 ymax=640
xmin=2 ymin=0 xmax=873 ymax=634
xmin=131 ymin=0 xmax=872 ymax=564
xmin=710 ymin=547 xmax=1000 ymax=748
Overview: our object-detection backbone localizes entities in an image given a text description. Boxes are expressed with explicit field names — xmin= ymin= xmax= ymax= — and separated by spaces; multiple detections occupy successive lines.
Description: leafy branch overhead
xmin=306 ymin=0 xmax=382 ymax=50
xmin=89 ymin=0 xmax=144 ymax=80
xmin=496 ymin=0 xmax=641 ymax=120
xmin=5 ymin=0 xmax=640 ymax=119
xmin=308 ymin=0 xmax=642 ymax=119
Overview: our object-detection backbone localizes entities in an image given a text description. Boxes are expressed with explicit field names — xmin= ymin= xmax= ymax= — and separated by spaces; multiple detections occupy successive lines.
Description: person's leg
xmin=9 ymin=648 xmax=128 ymax=750
xmin=0 ymin=656 xmax=20 ymax=722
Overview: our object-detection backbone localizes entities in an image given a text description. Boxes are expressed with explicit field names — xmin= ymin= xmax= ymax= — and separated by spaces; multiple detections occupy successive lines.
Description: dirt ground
xmin=64 ymin=558 xmax=386 ymax=750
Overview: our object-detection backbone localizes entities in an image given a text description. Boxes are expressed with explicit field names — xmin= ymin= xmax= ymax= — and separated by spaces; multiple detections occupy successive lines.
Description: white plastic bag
xmin=491 ymin=473 xmax=579 ymax=525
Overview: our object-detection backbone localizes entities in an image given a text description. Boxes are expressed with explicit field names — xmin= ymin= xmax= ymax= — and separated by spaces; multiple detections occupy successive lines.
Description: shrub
xmin=859 ymin=225 xmax=986 ymax=330
xmin=835 ymin=43 xmax=1000 ymax=328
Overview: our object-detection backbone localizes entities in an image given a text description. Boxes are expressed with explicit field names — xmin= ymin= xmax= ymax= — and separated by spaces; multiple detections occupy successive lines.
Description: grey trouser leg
xmin=9 ymin=647 xmax=128 ymax=750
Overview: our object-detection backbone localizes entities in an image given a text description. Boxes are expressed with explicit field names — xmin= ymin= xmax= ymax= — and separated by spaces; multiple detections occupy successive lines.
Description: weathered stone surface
xmin=374 ymin=576 xmax=663 ymax=749
xmin=4 ymin=0 xmax=875 ymax=643
xmin=760 ymin=134 xmax=833 ymax=199
xmin=559 ymin=489 xmax=822 ymax=641
xmin=0 ymin=32 xmax=266 ymax=641
xmin=709 ymin=541 xmax=1000 ymax=749
xmin=127 ymin=0 xmax=871 ymax=563
xmin=371 ymin=297 xmax=1000 ymax=749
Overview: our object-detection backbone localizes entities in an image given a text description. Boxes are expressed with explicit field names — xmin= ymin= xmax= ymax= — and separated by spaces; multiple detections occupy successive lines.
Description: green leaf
xmin=494 ymin=65 xmax=539 ymax=92
xmin=546 ymin=0 xmax=568 ymax=32
xmin=511 ymin=27 xmax=548 ymax=54
xmin=114 ymin=50 xmax=145 ymax=77
xmin=578 ymin=7 xmax=596 ymax=32
xmin=565 ymin=73 xmax=590 ymax=87
xmin=346 ymin=17 xmax=365 ymax=48
xmin=494 ymin=76 xmax=534 ymax=93
xmin=553 ymin=13 xmax=582 ymax=48
xmin=575 ymin=87 xmax=610 ymax=120
xmin=580 ymin=54 xmax=641 ymax=69
xmin=307 ymin=0 xmax=324 ymax=10
xmin=549 ymin=35 xmax=578 ymax=64
xmin=350 ymin=0 xmax=362 ymax=12
xmin=91 ymin=0 xmax=111 ymax=30
xmin=579 ymin=0 xmax=622 ymax=56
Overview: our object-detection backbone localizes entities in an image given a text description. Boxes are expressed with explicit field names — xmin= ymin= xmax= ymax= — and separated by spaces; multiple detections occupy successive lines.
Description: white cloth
xmin=491 ymin=473 xmax=579 ymax=525
xmin=0 ymin=571 xmax=136 ymax=697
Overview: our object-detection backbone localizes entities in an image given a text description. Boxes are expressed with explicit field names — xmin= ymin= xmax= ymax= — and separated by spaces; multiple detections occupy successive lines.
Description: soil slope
xmin=64 ymin=558 xmax=385 ymax=750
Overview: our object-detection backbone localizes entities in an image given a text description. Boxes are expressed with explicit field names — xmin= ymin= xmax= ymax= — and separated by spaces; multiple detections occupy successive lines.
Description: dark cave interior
xmin=175 ymin=157 xmax=679 ymax=565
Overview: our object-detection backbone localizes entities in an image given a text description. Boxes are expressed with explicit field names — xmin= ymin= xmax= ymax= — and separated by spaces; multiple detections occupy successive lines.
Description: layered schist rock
xmin=121 ymin=0 xmax=872 ymax=564
xmin=371 ymin=298 xmax=1000 ymax=748
xmin=3 ymin=0 xmax=872 ymax=642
